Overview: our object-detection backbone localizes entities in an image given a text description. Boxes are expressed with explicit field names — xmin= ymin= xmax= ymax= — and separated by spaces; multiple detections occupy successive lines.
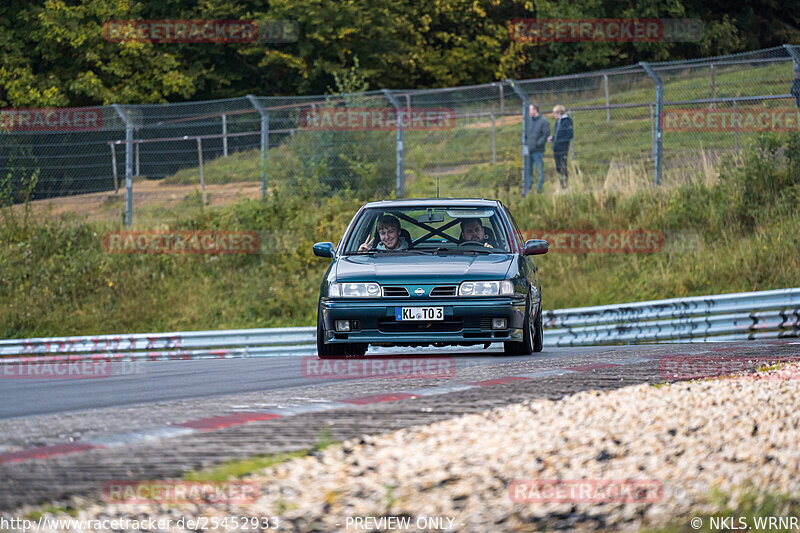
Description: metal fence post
xmin=222 ymin=114 xmax=228 ymax=157
xmin=382 ymin=89 xmax=405 ymax=198
xmin=603 ymin=74 xmax=610 ymax=121
xmin=112 ymin=104 xmax=133 ymax=226
xmin=505 ymin=79 xmax=530 ymax=196
xmin=783 ymin=44 xmax=800 ymax=145
xmin=640 ymin=62 xmax=663 ymax=186
xmin=246 ymin=95 xmax=269 ymax=200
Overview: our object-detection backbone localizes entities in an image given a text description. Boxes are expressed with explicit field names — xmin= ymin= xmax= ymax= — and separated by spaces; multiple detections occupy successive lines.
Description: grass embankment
xmin=0 ymin=134 xmax=797 ymax=339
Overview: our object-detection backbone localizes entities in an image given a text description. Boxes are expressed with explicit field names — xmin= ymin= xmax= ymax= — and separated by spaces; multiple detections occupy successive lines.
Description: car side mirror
xmin=523 ymin=239 xmax=548 ymax=255
xmin=313 ymin=242 xmax=335 ymax=258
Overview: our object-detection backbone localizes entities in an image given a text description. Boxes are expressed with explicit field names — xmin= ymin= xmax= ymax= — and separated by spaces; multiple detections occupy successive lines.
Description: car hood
xmin=335 ymin=253 xmax=514 ymax=284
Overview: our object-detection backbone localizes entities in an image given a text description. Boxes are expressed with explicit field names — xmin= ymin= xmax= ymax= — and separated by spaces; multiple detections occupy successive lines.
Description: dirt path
xmin=7 ymin=180 xmax=262 ymax=224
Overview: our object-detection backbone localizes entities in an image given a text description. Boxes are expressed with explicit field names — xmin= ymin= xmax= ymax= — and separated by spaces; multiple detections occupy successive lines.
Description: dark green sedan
xmin=313 ymin=199 xmax=548 ymax=358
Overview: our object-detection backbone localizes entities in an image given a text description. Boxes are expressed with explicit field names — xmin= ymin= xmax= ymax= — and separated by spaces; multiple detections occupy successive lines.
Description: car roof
xmin=362 ymin=198 xmax=502 ymax=209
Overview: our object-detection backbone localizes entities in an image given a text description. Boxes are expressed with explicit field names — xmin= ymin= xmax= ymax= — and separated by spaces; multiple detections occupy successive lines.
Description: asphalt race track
xmin=1 ymin=345 xmax=616 ymax=419
xmin=1 ymin=340 xmax=798 ymax=511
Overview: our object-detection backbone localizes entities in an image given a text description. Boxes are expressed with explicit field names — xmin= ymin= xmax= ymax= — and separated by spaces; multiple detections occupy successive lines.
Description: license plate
xmin=396 ymin=307 xmax=444 ymax=321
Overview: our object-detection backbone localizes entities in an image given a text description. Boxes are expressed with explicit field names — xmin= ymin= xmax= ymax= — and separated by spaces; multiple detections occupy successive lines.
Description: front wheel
xmin=504 ymin=296 xmax=541 ymax=356
xmin=532 ymin=303 xmax=543 ymax=353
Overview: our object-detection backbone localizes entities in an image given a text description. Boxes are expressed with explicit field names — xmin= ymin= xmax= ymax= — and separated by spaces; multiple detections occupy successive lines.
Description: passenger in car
xmin=459 ymin=218 xmax=494 ymax=248
xmin=359 ymin=214 xmax=409 ymax=251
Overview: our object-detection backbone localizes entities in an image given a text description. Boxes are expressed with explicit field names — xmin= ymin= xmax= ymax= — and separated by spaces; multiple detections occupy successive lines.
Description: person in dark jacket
xmin=526 ymin=104 xmax=550 ymax=193
xmin=548 ymin=105 xmax=573 ymax=191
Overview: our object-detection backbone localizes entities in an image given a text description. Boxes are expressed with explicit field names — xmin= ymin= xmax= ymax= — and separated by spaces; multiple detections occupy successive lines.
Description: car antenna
xmin=436 ymin=175 xmax=440 ymax=198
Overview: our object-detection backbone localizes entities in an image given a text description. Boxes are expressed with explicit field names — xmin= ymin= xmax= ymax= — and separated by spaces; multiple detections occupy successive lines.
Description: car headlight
xmin=458 ymin=280 xmax=514 ymax=296
xmin=329 ymin=282 xmax=381 ymax=298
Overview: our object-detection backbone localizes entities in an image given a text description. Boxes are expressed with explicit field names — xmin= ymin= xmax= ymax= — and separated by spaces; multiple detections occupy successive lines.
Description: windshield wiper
xmin=433 ymin=247 xmax=493 ymax=255
xmin=344 ymin=249 xmax=433 ymax=256
xmin=405 ymin=249 xmax=436 ymax=254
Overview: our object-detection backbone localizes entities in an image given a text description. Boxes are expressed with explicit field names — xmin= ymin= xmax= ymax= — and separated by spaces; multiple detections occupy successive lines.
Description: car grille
xmin=480 ymin=318 xmax=493 ymax=330
xmin=382 ymin=286 xmax=409 ymax=297
xmin=378 ymin=318 xmax=463 ymax=333
xmin=429 ymin=286 xmax=457 ymax=297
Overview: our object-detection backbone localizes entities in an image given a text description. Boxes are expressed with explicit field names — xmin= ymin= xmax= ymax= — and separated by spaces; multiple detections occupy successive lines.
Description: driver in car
xmin=460 ymin=218 xmax=493 ymax=248
xmin=359 ymin=214 xmax=409 ymax=252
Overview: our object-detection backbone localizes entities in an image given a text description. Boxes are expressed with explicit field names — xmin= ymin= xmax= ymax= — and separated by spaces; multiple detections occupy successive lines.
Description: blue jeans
xmin=529 ymin=151 xmax=545 ymax=192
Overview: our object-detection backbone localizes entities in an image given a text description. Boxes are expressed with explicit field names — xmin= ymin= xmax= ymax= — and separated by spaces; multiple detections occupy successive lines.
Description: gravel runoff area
xmin=20 ymin=362 xmax=800 ymax=532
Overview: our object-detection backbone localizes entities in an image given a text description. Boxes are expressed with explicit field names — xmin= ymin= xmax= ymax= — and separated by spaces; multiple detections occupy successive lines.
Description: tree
xmin=0 ymin=0 xmax=789 ymax=108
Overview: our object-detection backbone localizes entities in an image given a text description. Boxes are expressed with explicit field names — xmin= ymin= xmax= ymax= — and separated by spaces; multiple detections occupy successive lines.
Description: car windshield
xmin=343 ymin=205 xmax=511 ymax=254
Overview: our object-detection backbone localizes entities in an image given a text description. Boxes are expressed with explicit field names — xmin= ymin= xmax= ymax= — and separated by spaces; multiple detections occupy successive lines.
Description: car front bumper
xmin=319 ymin=297 xmax=528 ymax=345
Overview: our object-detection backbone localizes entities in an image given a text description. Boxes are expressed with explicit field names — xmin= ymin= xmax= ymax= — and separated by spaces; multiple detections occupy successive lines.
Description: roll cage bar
xmin=391 ymin=211 xmax=463 ymax=247
xmin=344 ymin=205 xmax=507 ymax=253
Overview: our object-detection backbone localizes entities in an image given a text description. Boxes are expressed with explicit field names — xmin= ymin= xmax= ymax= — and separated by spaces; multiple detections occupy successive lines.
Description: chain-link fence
xmin=1 ymin=45 xmax=798 ymax=225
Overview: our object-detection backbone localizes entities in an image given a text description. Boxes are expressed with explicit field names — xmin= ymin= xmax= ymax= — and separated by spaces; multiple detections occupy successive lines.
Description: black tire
xmin=504 ymin=295 xmax=536 ymax=356
xmin=533 ymin=302 xmax=544 ymax=353
xmin=348 ymin=343 xmax=369 ymax=356
xmin=316 ymin=306 xmax=368 ymax=359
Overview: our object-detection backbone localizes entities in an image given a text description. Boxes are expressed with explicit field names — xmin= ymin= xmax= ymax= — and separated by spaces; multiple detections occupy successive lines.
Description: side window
xmin=506 ymin=209 xmax=525 ymax=248
xmin=346 ymin=211 xmax=378 ymax=252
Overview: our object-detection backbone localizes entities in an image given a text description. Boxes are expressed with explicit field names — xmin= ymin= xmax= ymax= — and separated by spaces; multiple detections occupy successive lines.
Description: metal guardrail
xmin=544 ymin=288 xmax=800 ymax=346
xmin=0 ymin=289 xmax=797 ymax=362
xmin=0 ymin=327 xmax=317 ymax=363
